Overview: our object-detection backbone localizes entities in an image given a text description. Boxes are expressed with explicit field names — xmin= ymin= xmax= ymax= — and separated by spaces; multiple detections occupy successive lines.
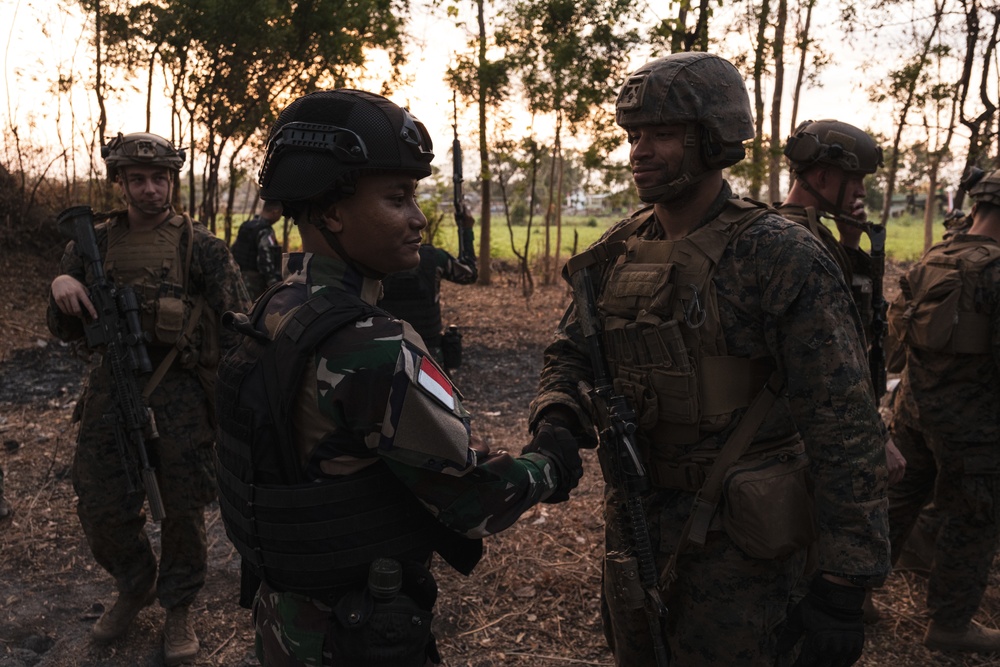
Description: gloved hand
xmin=777 ymin=575 xmax=866 ymax=667
xmin=522 ymin=422 xmax=584 ymax=504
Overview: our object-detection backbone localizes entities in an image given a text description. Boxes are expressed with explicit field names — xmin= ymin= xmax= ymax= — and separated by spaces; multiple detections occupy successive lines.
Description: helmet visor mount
xmin=258 ymin=121 xmax=370 ymax=188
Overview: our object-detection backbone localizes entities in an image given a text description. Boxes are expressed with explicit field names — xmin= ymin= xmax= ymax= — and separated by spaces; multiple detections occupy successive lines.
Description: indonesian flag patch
xmin=417 ymin=356 xmax=456 ymax=411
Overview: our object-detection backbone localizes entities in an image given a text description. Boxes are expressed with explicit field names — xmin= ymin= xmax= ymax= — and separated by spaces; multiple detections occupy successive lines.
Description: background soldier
xmin=882 ymin=168 xmax=1000 ymax=653
xmin=529 ymin=52 xmax=889 ymax=666
xmin=230 ymin=198 xmax=284 ymax=300
xmin=47 ymin=132 xmax=249 ymax=665
xmin=215 ymin=89 xmax=582 ymax=667
xmin=378 ymin=203 xmax=477 ymax=369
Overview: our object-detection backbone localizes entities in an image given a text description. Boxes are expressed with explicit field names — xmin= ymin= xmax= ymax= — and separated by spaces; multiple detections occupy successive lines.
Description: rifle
xmin=567 ymin=264 xmax=670 ymax=667
xmin=832 ymin=213 xmax=888 ymax=399
xmin=57 ymin=205 xmax=167 ymax=521
xmin=452 ymin=93 xmax=476 ymax=270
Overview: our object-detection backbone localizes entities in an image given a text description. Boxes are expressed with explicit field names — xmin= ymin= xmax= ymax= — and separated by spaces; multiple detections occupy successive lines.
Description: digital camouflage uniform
xmin=247 ymin=252 xmax=561 ymax=666
xmin=886 ymin=232 xmax=1000 ymax=630
xmin=379 ymin=243 xmax=476 ymax=359
xmin=231 ymin=213 xmax=282 ymax=300
xmin=47 ymin=212 xmax=249 ymax=609
xmin=530 ymin=184 xmax=890 ymax=666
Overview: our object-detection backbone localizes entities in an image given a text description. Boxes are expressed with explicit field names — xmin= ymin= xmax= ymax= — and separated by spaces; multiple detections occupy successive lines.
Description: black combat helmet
xmin=258 ymin=89 xmax=434 ymax=205
xmin=784 ymin=120 xmax=883 ymax=175
xmin=101 ymin=132 xmax=185 ymax=182
xmin=615 ymin=52 xmax=754 ymax=203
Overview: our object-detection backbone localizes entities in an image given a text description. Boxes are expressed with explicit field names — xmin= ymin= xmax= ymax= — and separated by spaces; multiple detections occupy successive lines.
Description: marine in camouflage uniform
xmin=378 ymin=226 xmax=477 ymax=365
xmin=47 ymin=132 xmax=249 ymax=665
xmin=215 ymin=90 xmax=583 ymax=667
xmin=882 ymin=168 xmax=1000 ymax=652
xmin=529 ymin=53 xmax=889 ymax=667
xmin=230 ymin=198 xmax=284 ymax=300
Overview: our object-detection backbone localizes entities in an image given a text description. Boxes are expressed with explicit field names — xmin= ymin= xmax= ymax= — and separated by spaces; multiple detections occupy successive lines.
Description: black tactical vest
xmin=215 ymin=289 xmax=481 ymax=600
xmin=379 ymin=246 xmax=443 ymax=345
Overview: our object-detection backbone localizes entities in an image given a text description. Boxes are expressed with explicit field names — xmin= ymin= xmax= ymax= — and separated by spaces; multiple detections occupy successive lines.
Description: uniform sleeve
xmin=256 ymin=228 xmax=282 ymax=286
xmin=435 ymin=247 xmax=477 ymax=285
xmin=193 ymin=229 xmax=251 ymax=350
xmin=313 ymin=318 xmax=559 ymax=539
xmin=757 ymin=229 xmax=890 ymax=582
xmin=46 ymin=240 xmax=88 ymax=342
xmin=983 ymin=261 xmax=1000 ymax=375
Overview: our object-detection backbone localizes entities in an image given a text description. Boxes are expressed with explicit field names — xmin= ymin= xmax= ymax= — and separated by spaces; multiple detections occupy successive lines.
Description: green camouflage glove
xmin=522 ymin=422 xmax=583 ymax=504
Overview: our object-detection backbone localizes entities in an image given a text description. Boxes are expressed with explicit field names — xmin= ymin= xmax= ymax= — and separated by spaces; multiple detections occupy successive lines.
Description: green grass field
xmin=244 ymin=210 xmax=945 ymax=265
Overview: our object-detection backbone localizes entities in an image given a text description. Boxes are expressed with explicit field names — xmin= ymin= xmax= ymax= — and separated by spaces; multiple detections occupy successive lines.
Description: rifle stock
xmin=57 ymin=206 xmax=166 ymax=521
xmin=568 ymin=265 xmax=670 ymax=667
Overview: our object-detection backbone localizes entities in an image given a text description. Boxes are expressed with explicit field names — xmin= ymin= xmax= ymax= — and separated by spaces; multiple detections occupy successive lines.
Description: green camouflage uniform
xmin=250 ymin=252 xmax=560 ymax=667
xmin=46 ymin=212 xmax=249 ymax=609
xmin=887 ymin=232 xmax=1000 ymax=629
xmin=530 ymin=187 xmax=889 ymax=666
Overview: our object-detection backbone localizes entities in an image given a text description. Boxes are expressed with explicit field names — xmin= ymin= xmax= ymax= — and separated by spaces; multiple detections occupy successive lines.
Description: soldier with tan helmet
xmin=883 ymin=168 xmax=1000 ymax=653
xmin=47 ymin=132 xmax=249 ymax=664
xmin=530 ymin=52 xmax=889 ymax=666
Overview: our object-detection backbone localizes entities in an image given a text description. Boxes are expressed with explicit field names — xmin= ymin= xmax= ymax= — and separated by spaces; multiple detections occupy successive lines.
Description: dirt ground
xmin=2 ymin=247 xmax=1000 ymax=667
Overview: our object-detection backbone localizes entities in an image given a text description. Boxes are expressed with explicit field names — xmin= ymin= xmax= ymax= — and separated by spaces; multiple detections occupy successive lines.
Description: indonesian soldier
xmin=230 ymin=198 xmax=284 ymax=300
xmin=882 ymin=168 xmax=1000 ymax=652
xmin=214 ymin=89 xmax=583 ymax=667
xmin=529 ymin=52 xmax=889 ymax=666
xmin=47 ymin=132 xmax=250 ymax=665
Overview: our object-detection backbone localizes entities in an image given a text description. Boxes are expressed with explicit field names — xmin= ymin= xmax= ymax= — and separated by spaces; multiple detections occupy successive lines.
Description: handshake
xmin=521 ymin=419 xmax=586 ymax=504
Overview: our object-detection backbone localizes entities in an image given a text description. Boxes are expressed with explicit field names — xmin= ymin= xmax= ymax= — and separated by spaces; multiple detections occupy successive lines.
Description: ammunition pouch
xmin=720 ymin=440 xmax=816 ymax=560
xmin=330 ymin=564 xmax=439 ymax=667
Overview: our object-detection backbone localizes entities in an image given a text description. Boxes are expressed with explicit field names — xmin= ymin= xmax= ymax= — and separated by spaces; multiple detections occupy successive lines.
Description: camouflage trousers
xmin=253 ymin=581 xmax=436 ymax=667
xmin=601 ymin=486 xmax=805 ymax=666
xmin=888 ymin=416 xmax=1000 ymax=628
xmin=71 ymin=363 xmax=217 ymax=609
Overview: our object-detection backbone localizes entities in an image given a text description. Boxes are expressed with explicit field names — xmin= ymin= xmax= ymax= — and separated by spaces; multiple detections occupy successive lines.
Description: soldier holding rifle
xmin=529 ymin=52 xmax=889 ymax=666
xmin=47 ymin=132 xmax=248 ymax=665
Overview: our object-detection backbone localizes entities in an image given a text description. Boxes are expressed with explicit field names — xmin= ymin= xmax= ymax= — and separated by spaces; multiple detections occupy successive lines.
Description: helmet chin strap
xmin=120 ymin=172 xmax=175 ymax=217
xmin=798 ymin=174 xmax=850 ymax=219
xmin=311 ymin=214 xmax=386 ymax=280
xmin=636 ymin=124 xmax=710 ymax=204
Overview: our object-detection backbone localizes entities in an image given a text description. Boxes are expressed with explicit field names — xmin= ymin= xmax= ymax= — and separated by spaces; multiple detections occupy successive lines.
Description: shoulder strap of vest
xmin=263 ymin=291 xmax=382 ymax=483
xmin=564 ymin=206 xmax=655 ymax=278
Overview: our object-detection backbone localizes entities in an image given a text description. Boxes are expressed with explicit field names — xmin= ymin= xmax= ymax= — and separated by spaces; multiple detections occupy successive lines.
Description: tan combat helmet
xmin=784 ymin=120 xmax=883 ymax=175
xmin=101 ymin=132 xmax=185 ymax=182
xmin=615 ymin=52 xmax=754 ymax=203
xmin=965 ymin=167 xmax=1000 ymax=209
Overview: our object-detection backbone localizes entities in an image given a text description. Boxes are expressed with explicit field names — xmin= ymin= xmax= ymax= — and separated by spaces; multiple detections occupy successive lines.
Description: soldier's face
xmin=627 ymin=124 xmax=688 ymax=190
xmin=118 ymin=165 xmax=172 ymax=213
xmin=328 ymin=172 xmax=427 ymax=274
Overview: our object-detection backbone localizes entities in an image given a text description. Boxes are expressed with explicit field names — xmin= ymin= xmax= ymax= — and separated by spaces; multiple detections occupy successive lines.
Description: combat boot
xmin=92 ymin=586 xmax=156 ymax=641
xmin=924 ymin=619 xmax=1000 ymax=653
xmin=163 ymin=606 xmax=199 ymax=665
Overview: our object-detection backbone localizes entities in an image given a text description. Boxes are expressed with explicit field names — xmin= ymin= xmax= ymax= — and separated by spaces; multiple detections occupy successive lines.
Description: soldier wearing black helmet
xmin=214 ymin=89 xmax=582 ymax=667
xmin=46 ymin=131 xmax=249 ymax=664
xmin=529 ymin=53 xmax=889 ymax=666
xmin=880 ymin=167 xmax=1000 ymax=653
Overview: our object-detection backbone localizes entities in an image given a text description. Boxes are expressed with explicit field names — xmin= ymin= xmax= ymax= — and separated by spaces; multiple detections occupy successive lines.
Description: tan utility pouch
xmin=153 ymin=296 xmax=187 ymax=346
xmin=721 ymin=443 xmax=816 ymax=560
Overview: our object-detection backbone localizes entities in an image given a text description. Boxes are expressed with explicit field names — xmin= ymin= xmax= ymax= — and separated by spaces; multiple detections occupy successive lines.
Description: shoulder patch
xmin=416 ymin=356 xmax=455 ymax=410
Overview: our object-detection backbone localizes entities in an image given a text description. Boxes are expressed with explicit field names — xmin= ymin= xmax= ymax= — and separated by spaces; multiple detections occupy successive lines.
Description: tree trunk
xmin=788 ymin=0 xmax=815 ymax=195
xmin=768 ymin=0 xmax=788 ymax=203
xmin=476 ymin=0 xmax=492 ymax=285
xmin=750 ymin=0 xmax=772 ymax=201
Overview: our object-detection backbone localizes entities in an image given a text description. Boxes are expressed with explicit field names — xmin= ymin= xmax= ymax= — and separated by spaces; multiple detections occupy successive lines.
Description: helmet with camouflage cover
xmin=615 ymin=52 xmax=755 ymax=203
xmin=102 ymin=132 xmax=185 ymax=182
xmin=784 ymin=120 xmax=883 ymax=175
xmin=258 ymin=89 xmax=434 ymax=213
xmin=964 ymin=167 xmax=1000 ymax=209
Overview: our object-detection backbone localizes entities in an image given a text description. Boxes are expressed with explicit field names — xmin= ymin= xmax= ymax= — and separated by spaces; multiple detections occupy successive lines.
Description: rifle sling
xmin=659 ymin=369 xmax=784 ymax=589
xmin=143 ymin=213 xmax=198 ymax=399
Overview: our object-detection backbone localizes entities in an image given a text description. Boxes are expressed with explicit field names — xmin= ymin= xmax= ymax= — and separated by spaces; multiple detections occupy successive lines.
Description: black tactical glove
xmin=777 ymin=575 xmax=866 ymax=667
xmin=522 ymin=422 xmax=584 ymax=504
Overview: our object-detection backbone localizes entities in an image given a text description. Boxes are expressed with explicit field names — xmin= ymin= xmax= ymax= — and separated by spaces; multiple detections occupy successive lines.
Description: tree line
xmin=1 ymin=0 xmax=997 ymax=286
